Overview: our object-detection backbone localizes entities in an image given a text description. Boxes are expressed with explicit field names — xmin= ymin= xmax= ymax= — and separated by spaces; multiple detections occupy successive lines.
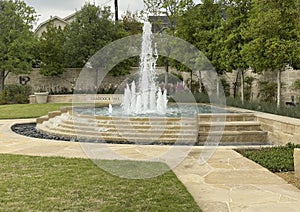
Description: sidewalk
xmin=1 ymin=119 xmax=300 ymax=212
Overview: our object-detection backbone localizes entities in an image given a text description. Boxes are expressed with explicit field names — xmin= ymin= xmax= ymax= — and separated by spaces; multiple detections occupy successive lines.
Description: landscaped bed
xmin=236 ymin=143 xmax=300 ymax=189
xmin=0 ymin=154 xmax=201 ymax=211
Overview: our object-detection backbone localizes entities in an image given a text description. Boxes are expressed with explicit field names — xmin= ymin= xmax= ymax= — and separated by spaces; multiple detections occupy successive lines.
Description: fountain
xmin=122 ymin=22 xmax=168 ymax=115
xmin=14 ymin=19 xmax=270 ymax=181
xmin=34 ymin=20 xmax=257 ymax=148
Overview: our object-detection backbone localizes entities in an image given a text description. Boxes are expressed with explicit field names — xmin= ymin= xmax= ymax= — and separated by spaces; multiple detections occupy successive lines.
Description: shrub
xmin=169 ymin=92 xmax=210 ymax=103
xmin=291 ymin=79 xmax=300 ymax=91
xmin=0 ymin=84 xmax=32 ymax=104
xmin=225 ymin=97 xmax=300 ymax=119
xmin=244 ymin=76 xmax=256 ymax=101
xmin=220 ymin=78 xmax=230 ymax=97
xmin=236 ymin=143 xmax=300 ymax=172
xmin=258 ymin=81 xmax=277 ymax=103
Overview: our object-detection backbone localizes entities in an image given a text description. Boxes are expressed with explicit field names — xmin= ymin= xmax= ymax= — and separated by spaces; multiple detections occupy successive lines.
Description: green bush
xmin=225 ymin=97 xmax=300 ymax=119
xmin=169 ymin=91 xmax=210 ymax=103
xmin=0 ymin=84 xmax=32 ymax=104
xmin=236 ymin=143 xmax=300 ymax=172
xmin=258 ymin=81 xmax=277 ymax=103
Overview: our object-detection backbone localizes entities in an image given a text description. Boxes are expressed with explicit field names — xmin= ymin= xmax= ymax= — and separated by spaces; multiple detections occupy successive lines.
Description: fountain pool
xmin=74 ymin=104 xmax=234 ymax=118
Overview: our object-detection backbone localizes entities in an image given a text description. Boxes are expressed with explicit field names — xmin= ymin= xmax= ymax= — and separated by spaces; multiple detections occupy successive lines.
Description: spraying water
xmin=122 ymin=21 xmax=168 ymax=115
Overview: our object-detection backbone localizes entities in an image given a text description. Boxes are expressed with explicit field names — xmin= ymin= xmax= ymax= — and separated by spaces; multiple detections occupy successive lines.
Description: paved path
xmin=1 ymin=119 xmax=300 ymax=211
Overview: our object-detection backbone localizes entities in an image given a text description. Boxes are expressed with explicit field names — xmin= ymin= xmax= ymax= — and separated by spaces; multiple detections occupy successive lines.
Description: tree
xmin=143 ymin=0 xmax=194 ymax=87
xmin=242 ymin=0 xmax=300 ymax=108
xmin=122 ymin=11 xmax=143 ymax=35
xmin=64 ymin=4 xmax=128 ymax=69
xmin=219 ymin=0 xmax=252 ymax=104
xmin=176 ymin=0 xmax=224 ymax=93
xmin=38 ymin=22 xmax=66 ymax=76
xmin=143 ymin=0 xmax=194 ymax=20
xmin=0 ymin=0 xmax=37 ymax=92
xmin=149 ymin=0 xmax=194 ymax=32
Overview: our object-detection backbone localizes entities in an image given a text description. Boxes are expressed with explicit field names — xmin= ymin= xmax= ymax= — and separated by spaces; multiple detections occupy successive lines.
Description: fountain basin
xmin=35 ymin=105 xmax=269 ymax=146
xmin=73 ymin=103 xmax=234 ymax=118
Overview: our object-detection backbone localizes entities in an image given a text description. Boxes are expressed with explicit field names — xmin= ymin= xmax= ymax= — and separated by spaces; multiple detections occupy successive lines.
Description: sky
xmin=24 ymin=0 xmax=202 ymax=28
xmin=24 ymin=0 xmax=146 ymax=27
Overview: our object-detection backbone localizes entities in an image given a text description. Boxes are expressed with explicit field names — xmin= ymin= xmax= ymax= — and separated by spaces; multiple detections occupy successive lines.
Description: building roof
xmin=34 ymin=12 xmax=77 ymax=36
xmin=63 ymin=11 xmax=77 ymax=23
xmin=148 ymin=16 xmax=171 ymax=33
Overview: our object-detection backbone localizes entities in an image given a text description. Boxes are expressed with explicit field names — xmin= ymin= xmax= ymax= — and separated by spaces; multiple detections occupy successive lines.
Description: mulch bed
xmin=276 ymin=172 xmax=300 ymax=189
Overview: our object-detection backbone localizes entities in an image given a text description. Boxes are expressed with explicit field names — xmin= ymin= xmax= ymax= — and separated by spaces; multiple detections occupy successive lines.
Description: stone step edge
xmin=46 ymin=122 xmax=197 ymax=132
xmin=52 ymin=118 xmax=261 ymax=126
xmin=38 ymin=124 xmax=197 ymax=138
xmin=44 ymin=122 xmax=262 ymax=135
xmin=37 ymin=127 xmax=268 ymax=145
xmin=38 ymin=124 xmax=266 ymax=137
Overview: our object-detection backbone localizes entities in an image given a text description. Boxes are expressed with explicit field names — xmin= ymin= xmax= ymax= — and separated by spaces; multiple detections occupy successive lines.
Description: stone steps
xmin=36 ymin=107 xmax=268 ymax=146
xmin=198 ymin=131 xmax=268 ymax=145
xmin=37 ymin=125 xmax=197 ymax=145
xmin=43 ymin=121 xmax=197 ymax=136
xmin=198 ymin=113 xmax=256 ymax=122
xmin=199 ymin=121 xmax=262 ymax=132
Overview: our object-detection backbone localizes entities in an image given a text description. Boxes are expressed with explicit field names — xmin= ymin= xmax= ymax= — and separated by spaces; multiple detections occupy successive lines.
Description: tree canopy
xmin=38 ymin=22 xmax=66 ymax=76
xmin=241 ymin=0 xmax=300 ymax=107
xmin=64 ymin=4 xmax=128 ymax=68
xmin=176 ymin=0 xmax=224 ymax=72
xmin=0 ymin=0 xmax=37 ymax=92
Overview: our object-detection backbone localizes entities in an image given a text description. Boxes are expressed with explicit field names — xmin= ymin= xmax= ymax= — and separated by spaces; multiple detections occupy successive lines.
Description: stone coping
xmin=226 ymin=106 xmax=300 ymax=125
xmin=29 ymin=94 xmax=123 ymax=104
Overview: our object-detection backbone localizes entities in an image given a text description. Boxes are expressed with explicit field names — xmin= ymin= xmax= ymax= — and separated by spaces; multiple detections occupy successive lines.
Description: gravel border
xmin=11 ymin=123 xmax=71 ymax=141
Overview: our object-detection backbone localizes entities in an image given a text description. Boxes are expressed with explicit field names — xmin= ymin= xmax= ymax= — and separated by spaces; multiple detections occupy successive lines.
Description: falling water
xmin=122 ymin=21 xmax=168 ymax=115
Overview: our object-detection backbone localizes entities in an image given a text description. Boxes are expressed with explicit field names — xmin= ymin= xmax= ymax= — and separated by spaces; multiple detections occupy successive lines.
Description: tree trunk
xmin=165 ymin=58 xmax=169 ymax=88
xmin=196 ymin=70 xmax=202 ymax=93
xmin=240 ymin=69 xmax=244 ymax=104
xmin=233 ymin=70 xmax=240 ymax=98
xmin=277 ymin=69 xmax=281 ymax=108
xmin=217 ymin=77 xmax=220 ymax=98
xmin=0 ymin=71 xmax=5 ymax=93
xmin=190 ymin=70 xmax=193 ymax=91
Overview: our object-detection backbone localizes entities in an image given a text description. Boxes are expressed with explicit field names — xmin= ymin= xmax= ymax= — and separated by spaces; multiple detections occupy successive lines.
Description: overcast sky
xmin=24 ymin=0 xmax=146 ymax=27
xmin=24 ymin=0 xmax=202 ymax=27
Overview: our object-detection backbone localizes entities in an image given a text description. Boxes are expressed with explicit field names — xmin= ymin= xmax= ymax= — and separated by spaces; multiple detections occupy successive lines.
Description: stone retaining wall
xmin=221 ymin=67 xmax=300 ymax=103
xmin=256 ymin=113 xmax=300 ymax=145
xmin=5 ymin=67 xmax=175 ymax=94
xmin=294 ymin=149 xmax=300 ymax=178
xmin=30 ymin=94 xmax=123 ymax=104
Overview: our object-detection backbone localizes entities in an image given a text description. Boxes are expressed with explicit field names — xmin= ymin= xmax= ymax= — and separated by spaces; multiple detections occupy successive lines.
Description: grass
xmin=0 ymin=103 xmax=71 ymax=119
xmin=0 ymin=154 xmax=201 ymax=211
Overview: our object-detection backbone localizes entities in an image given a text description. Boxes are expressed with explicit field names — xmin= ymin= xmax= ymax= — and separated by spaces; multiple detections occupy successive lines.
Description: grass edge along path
xmin=0 ymin=103 xmax=71 ymax=119
xmin=0 ymin=154 xmax=202 ymax=211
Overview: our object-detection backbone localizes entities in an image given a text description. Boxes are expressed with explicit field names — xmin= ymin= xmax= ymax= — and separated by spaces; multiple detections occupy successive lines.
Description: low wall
xmin=294 ymin=149 xmax=300 ymax=178
xmin=30 ymin=94 xmax=123 ymax=104
xmin=256 ymin=113 xmax=300 ymax=145
xmin=226 ymin=106 xmax=300 ymax=145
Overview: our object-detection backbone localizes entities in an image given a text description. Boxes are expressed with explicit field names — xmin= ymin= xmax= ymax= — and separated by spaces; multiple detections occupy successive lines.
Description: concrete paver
xmin=1 ymin=119 xmax=300 ymax=212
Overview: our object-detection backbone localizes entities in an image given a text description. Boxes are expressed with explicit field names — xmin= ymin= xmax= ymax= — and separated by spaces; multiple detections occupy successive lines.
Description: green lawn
xmin=0 ymin=154 xmax=201 ymax=211
xmin=0 ymin=103 xmax=71 ymax=119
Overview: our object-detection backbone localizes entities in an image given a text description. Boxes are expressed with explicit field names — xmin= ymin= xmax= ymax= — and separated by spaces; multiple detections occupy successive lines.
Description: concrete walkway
xmin=1 ymin=119 xmax=300 ymax=211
